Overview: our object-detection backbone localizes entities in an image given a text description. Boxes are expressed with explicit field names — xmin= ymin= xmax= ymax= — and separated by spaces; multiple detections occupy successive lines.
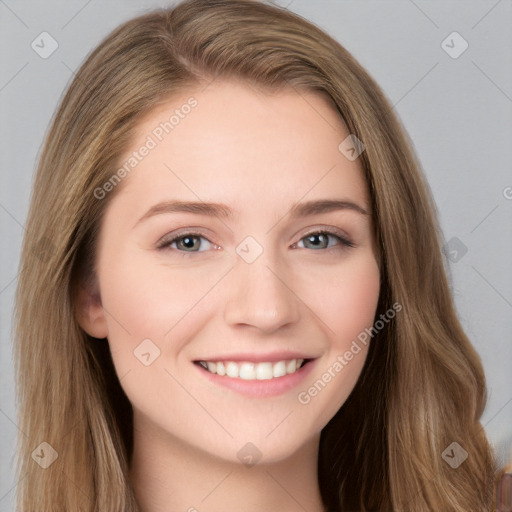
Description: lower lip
xmin=195 ymin=360 xmax=317 ymax=397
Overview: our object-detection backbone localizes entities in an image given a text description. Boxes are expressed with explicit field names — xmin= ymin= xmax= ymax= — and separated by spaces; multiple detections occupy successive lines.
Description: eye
xmin=156 ymin=229 xmax=354 ymax=253
xmin=295 ymin=230 xmax=355 ymax=250
xmin=157 ymin=232 xmax=218 ymax=252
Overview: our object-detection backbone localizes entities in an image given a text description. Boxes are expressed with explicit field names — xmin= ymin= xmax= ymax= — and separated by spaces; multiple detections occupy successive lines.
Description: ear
xmin=75 ymin=281 xmax=109 ymax=339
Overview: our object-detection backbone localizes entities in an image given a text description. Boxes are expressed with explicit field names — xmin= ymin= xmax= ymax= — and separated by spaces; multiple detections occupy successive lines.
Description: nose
xmin=223 ymin=251 xmax=301 ymax=334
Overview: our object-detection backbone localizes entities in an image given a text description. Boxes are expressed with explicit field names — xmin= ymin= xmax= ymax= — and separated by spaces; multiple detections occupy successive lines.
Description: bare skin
xmin=78 ymin=79 xmax=380 ymax=511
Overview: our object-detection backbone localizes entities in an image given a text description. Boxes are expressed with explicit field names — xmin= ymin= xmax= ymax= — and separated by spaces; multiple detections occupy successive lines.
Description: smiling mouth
xmin=195 ymin=358 xmax=311 ymax=380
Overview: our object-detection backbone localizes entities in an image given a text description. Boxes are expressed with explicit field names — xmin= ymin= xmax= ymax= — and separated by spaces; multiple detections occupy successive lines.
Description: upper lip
xmin=194 ymin=351 xmax=316 ymax=363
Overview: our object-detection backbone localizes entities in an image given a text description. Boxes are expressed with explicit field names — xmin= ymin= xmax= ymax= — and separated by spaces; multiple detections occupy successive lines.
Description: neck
xmin=128 ymin=413 xmax=326 ymax=512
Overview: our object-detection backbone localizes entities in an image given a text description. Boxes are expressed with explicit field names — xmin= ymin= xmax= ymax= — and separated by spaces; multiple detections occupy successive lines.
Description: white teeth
xmin=286 ymin=359 xmax=297 ymax=373
xmin=256 ymin=362 xmax=273 ymax=380
xmin=198 ymin=358 xmax=306 ymax=380
xmin=273 ymin=361 xmax=286 ymax=378
xmin=226 ymin=362 xmax=239 ymax=378
xmin=239 ymin=363 xmax=256 ymax=380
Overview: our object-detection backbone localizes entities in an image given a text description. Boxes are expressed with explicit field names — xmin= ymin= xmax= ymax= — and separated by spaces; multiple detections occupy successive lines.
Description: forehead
xmin=111 ymin=79 xmax=369 ymax=212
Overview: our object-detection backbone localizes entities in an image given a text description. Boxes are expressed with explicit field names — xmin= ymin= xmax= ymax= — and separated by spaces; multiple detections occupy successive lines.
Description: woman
xmin=14 ymin=0 xmax=497 ymax=510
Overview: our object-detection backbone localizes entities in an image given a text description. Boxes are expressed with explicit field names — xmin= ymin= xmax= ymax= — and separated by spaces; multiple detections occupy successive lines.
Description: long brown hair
xmin=14 ymin=0 xmax=496 ymax=510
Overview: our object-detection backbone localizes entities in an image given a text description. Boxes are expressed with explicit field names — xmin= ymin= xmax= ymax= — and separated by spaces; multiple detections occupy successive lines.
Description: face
xmin=80 ymin=80 xmax=380 ymax=465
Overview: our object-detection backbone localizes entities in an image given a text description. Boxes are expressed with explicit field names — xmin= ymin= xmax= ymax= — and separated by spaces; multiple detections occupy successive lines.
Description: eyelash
xmin=156 ymin=229 xmax=356 ymax=253
xmin=294 ymin=230 xmax=356 ymax=251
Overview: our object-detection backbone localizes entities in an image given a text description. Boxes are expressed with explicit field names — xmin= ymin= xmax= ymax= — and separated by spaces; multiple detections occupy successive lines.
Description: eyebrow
xmin=289 ymin=199 xmax=369 ymax=217
xmin=134 ymin=198 xmax=369 ymax=227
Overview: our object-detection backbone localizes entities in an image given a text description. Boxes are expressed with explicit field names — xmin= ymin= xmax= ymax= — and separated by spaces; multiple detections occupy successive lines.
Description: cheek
xmin=294 ymin=254 xmax=380 ymax=425
xmin=94 ymin=249 xmax=170 ymax=370
xmin=305 ymin=252 xmax=381 ymax=345
xmin=98 ymin=260 xmax=163 ymax=338
xmin=337 ymin=260 xmax=380 ymax=343
xmin=96 ymin=248 xmax=228 ymax=369
xmin=94 ymin=252 xmax=206 ymax=419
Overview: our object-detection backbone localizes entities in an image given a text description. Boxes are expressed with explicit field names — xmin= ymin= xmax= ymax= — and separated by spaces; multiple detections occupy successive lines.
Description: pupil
xmin=182 ymin=236 xmax=198 ymax=250
xmin=308 ymin=234 xmax=326 ymax=248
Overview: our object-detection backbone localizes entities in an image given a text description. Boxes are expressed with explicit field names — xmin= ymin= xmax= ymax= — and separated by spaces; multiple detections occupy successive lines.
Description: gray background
xmin=1 ymin=1 xmax=511 ymax=509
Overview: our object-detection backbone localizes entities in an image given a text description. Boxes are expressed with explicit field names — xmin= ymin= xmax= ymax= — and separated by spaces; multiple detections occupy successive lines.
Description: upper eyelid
xmin=156 ymin=227 xmax=213 ymax=245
